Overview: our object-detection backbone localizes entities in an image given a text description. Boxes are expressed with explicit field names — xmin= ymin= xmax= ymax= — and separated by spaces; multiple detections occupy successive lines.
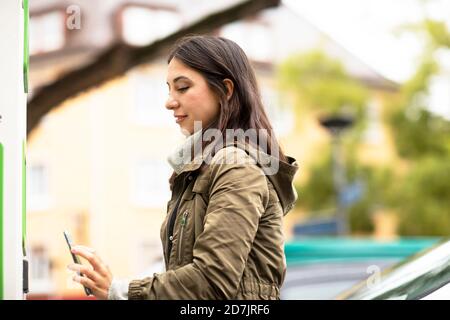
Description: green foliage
xmin=394 ymin=156 xmax=450 ymax=236
xmin=389 ymin=107 xmax=450 ymax=158
xmin=297 ymin=146 xmax=395 ymax=233
xmin=384 ymin=17 xmax=450 ymax=235
xmin=347 ymin=201 xmax=374 ymax=234
xmin=296 ymin=150 xmax=336 ymax=212
xmin=278 ymin=50 xmax=369 ymax=119
xmin=402 ymin=58 xmax=438 ymax=99
xmin=423 ymin=19 xmax=450 ymax=47
xmin=280 ymin=50 xmax=379 ymax=233
xmin=382 ymin=17 xmax=450 ymax=235
xmin=281 ymin=28 xmax=450 ymax=235
xmin=393 ymin=18 xmax=450 ymax=49
xmin=387 ymin=55 xmax=450 ymax=159
xmin=347 ymin=165 xmax=395 ymax=233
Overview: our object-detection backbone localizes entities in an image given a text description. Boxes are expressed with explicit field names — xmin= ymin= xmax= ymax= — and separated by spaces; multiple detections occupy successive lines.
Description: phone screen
xmin=63 ymin=231 xmax=93 ymax=296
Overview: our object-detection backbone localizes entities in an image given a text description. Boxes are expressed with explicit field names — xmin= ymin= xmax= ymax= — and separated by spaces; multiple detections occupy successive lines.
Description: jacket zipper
xmin=166 ymin=172 xmax=195 ymax=265
xmin=177 ymin=210 xmax=189 ymax=264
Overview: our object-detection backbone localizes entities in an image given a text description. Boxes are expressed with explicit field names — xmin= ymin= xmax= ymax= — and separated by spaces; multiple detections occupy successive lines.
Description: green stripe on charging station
xmin=0 ymin=143 xmax=4 ymax=299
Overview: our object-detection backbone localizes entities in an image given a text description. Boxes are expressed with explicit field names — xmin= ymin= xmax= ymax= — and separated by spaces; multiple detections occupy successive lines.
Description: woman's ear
xmin=223 ymin=78 xmax=234 ymax=101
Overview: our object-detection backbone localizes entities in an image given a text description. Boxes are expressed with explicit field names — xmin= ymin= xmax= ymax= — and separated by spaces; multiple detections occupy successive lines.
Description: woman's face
xmin=165 ymin=58 xmax=220 ymax=136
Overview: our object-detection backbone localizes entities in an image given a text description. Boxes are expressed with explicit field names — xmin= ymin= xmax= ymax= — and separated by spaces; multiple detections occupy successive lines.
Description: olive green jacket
xmin=128 ymin=141 xmax=299 ymax=300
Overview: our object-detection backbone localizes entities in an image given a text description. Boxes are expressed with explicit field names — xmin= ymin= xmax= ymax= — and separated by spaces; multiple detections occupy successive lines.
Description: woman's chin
xmin=179 ymin=126 xmax=193 ymax=137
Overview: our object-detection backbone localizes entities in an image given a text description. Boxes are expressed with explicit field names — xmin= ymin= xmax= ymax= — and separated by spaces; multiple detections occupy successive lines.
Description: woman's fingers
xmin=71 ymin=246 xmax=109 ymax=276
xmin=73 ymin=245 xmax=96 ymax=254
xmin=67 ymin=245 xmax=112 ymax=300
xmin=69 ymin=264 xmax=111 ymax=300
xmin=73 ymin=273 xmax=96 ymax=291
xmin=68 ymin=263 xmax=101 ymax=284
xmin=73 ymin=273 xmax=94 ymax=287
xmin=71 ymin=245 xmax=97 ymax=260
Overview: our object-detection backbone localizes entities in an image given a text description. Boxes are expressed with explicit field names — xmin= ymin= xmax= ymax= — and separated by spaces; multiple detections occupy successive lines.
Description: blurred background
xmin=24 ymin=0 xmax=449 ymax=299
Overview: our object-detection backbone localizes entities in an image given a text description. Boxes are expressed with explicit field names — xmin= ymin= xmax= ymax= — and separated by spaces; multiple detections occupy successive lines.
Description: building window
xmin=220 ymin=19 xmax=273 ymax=62
xmin=131 ymin=159 xmax=172 ymax=208
xmin=120 ymin=5 xmax=182 ymax=46
xmin=260 ymin=86 xmax=294 ymax=137
xmin=27 ymin=164 xmax=50 ymax=211
xmin=130 ymin=72 xmax=174 ymax=127
xmin=363 ymin=99 xmax=383 ymax=144
xmin=30 ymin=10 xmax=66 ymax=55
xmin=29 ymin=246 xmax=53 ymax=294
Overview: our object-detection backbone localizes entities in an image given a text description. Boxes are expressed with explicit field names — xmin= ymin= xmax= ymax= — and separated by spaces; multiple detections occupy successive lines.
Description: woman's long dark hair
xmin=167 ymin=35 xmax=287 ymax=187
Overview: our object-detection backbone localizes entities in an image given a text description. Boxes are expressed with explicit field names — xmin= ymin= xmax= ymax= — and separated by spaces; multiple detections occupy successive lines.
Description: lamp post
xmin=318 ymin=114 xmax=354 ymax=236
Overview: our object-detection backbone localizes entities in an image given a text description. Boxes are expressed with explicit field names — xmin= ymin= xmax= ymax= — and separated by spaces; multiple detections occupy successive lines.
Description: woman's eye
xmin=177 ymin=87 xmax=189 ymax=92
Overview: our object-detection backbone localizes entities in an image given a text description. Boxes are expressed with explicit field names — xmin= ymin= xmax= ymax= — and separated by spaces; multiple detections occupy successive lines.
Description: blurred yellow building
xmin=26 ymin=0 xmax=398 ymax=298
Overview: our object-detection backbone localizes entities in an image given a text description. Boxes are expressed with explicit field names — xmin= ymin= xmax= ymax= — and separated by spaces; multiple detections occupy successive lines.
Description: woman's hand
xmin=67 ymin=245 xmax=113 ymax=300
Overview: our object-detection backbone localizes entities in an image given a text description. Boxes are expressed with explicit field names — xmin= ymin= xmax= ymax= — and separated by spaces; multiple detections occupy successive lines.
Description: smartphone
xmin=63 ymin=231 xmax=93 ymax=296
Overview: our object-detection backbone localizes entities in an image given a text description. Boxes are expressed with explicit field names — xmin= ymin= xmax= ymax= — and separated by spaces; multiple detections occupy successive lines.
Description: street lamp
xmin=318 ymin=114 xmax=354 ymax=236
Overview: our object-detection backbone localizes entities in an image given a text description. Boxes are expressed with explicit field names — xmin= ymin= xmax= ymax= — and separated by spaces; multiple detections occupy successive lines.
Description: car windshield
xmin=338 ymin=239 xmax=450 ymax=300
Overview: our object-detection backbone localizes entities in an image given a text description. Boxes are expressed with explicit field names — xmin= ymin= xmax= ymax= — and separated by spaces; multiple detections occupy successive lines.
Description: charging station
xmin=0 ymin=0 xmax=29 ymax=300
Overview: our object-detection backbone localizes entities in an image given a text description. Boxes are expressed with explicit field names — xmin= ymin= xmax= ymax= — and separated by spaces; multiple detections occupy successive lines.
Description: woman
xmin=68 ymin=35 xmax=299 ymax=300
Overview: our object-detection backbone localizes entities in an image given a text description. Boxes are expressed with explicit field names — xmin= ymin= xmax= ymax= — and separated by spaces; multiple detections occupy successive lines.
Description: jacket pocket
xmin=177 ymin=210 xmax=190 ymax=264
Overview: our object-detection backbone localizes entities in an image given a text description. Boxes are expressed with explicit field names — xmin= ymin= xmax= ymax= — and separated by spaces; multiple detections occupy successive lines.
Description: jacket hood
xmin=222 ymin=141 xmax=299 ymax=216
xmin=265 ymin=155 xmax=299 ymax=216
xmin=167 ymin=134 xmax=299 ymax=215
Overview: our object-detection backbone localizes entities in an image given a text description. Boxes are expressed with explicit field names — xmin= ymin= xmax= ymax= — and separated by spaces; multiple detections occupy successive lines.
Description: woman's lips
xmin=175 ymin=115 xmax=188 ymax=123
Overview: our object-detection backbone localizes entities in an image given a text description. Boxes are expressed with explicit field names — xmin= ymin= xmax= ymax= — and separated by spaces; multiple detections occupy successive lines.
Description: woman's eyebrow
xmin=166 ymin=75 xmax=191 ymax=86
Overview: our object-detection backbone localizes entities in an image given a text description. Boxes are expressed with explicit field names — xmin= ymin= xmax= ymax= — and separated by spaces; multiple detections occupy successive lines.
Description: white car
xmin=336 ymin=239 xmax=450 ymax=300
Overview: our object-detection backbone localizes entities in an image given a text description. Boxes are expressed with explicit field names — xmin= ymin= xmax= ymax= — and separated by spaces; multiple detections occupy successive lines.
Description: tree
xmin=386 ymin=55 xmax=449 ymax=159
xmin=394 ymin=156 xmax=450 ymax=235
xmin=384 ymin=13 xmax=450 ymax=235
xmin=278 ymin=50 xmax=369 ymax=120
xmin=279 ymin=50 xmax=383 ymax=233
xmin=279 ymin=23 xmax=450 ymax=235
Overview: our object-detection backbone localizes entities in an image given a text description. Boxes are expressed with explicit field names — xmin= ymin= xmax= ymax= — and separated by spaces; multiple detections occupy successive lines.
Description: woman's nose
xmin=165 ymin=96 xmax=179 ymax=110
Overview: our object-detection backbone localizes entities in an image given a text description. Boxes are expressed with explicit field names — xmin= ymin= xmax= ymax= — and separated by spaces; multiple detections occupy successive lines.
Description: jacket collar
xmin=167 ymin=130 xmax=207 ymax=175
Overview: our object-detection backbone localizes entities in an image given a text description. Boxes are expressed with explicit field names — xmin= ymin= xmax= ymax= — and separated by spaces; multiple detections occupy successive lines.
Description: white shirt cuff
xmin=108 ymin=278 xmax=130 ymax=300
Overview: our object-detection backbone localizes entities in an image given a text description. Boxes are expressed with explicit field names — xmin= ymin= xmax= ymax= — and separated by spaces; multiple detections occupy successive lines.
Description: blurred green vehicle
xmin=281 ymin=237 xmax=442 ymax=300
